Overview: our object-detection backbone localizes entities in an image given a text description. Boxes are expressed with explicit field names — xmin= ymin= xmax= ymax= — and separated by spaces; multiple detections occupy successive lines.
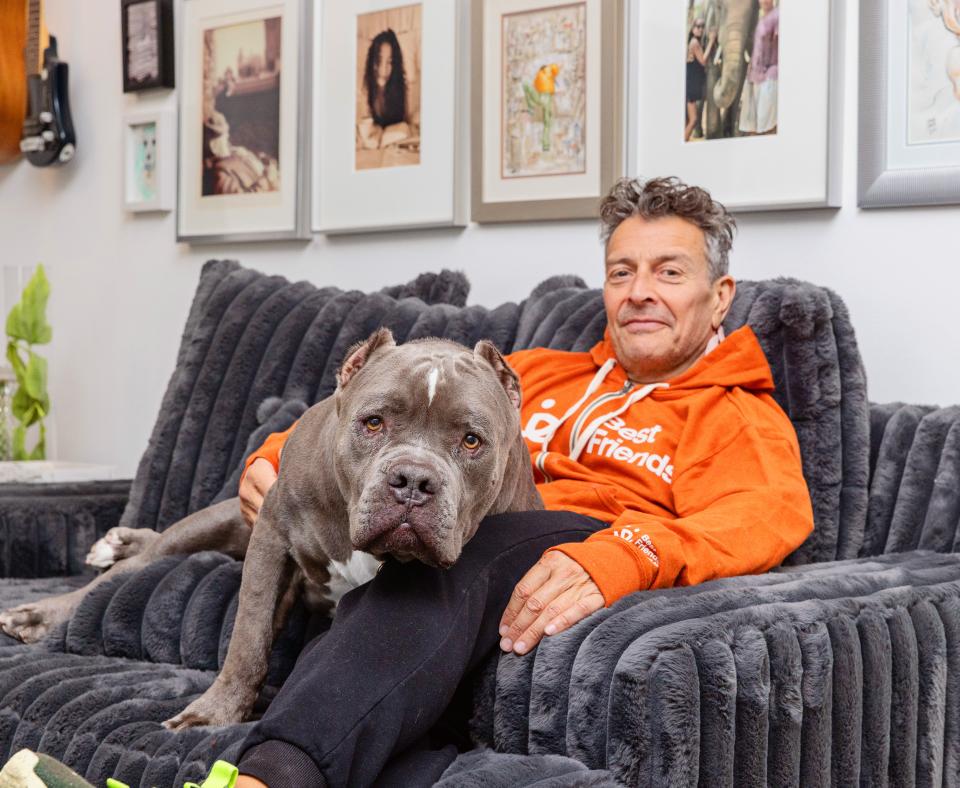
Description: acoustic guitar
xmin=0 ymin=0 xmax=75 ymax=167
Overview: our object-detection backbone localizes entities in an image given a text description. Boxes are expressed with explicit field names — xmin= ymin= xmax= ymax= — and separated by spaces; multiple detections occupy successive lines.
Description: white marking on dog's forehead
xmin=427 ymin=367 xmax=440 ymax=406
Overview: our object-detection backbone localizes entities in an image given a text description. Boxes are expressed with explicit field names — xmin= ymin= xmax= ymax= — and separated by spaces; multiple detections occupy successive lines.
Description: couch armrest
xmin=0 ymin=479 xmax=131 ymax=578
xmin=480 ymin=550 xmax=960 ymax=786
xmin=864 ymin=402 xmax=960 ymax=556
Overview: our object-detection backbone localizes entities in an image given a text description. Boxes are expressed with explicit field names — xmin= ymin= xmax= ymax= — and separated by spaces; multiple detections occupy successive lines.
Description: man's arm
xmin=238 ymin=423 xmax=297 ymax=526
xmin=500 ymin=423 xmax=814 ymax=653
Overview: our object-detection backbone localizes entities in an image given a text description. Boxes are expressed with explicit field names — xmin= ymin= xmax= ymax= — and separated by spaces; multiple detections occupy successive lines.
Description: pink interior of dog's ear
xmin=338 ymin=328 xmax=396 ymax=389
xmin=473 ymin=340 xmax=521 ymax=409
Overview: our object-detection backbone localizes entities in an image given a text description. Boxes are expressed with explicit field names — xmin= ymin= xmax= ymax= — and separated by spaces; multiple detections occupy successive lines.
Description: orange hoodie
xmin=241 ymin=326 xmax=813 ymax=606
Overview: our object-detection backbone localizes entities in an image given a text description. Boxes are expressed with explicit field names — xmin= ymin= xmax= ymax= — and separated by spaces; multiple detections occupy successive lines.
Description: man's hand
xmin=498 ymin=551 xmax=604 ymax=655
xmin=239 ymin=458 xmax=278 ymax=527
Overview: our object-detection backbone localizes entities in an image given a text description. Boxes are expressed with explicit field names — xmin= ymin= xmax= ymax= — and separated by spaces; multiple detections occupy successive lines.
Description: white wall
xmin=0 ymin=0 xmax=958 ymax=477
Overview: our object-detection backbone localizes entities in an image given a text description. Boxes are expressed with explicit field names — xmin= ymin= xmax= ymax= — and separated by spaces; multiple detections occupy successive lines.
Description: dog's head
xmin=332 ymin=328 xmax=526 ymax=568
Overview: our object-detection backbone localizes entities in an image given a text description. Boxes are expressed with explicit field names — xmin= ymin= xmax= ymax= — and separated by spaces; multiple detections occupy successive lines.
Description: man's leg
xmin=236 ymin=510 xmax=606 ymax=788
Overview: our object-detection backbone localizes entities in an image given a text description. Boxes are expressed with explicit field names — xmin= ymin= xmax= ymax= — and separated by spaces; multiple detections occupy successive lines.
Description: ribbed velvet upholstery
xmin=0 ymin=262 xmax=957 ymax=786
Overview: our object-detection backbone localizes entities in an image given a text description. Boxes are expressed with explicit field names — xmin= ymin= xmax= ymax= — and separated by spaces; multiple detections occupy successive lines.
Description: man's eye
xmin=364 ymin=416 xmax=384 ymax=432
xmin=660 ymin=268 xmax=682 ymax=278
xmin=462 ymin=433 xmax=482 ymax=450
xmin=607 ymin=268 xmax=630 ymax=281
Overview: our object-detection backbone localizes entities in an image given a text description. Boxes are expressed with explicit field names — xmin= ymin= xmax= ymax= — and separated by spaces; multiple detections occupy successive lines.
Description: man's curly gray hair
xmin=599 ymin=176 xmax=737 ymax=281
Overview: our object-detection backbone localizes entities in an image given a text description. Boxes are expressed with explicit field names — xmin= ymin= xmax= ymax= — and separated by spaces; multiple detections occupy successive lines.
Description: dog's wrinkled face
xmin=333 ymin=334 xmax=521 ymax=569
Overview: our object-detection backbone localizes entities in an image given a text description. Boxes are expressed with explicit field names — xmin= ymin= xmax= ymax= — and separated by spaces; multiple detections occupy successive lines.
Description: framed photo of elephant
xmin=858 ymin=0 xmax=960 ymax=208
xmin=470 ymin=0 xmax=626 ymax=222
xmin=628 ymin=1 xmax=844 ymax=212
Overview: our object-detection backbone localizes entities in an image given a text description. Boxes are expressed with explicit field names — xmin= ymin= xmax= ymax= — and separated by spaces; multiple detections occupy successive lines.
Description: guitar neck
xmin=25 ymin=0 xmax=47 ymax=76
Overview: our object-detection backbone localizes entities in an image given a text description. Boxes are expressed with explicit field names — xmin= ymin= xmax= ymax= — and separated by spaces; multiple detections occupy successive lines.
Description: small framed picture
xmin=859 ymin=0 xmax=960 ymax=208
xmin=121 ymin=0 xmax=175 ymax=92
xmin=123 ymin=108 xmax=175 ymax=212
xmin=177 ymin=0 xmax=311 ymax=243
xmin=471 ymin=0 xmax=625 ymax=223
xmin=314 ymin=0 xmax=468 ymax=233
xmin=628 ymin=0 xmax=844 ymax=212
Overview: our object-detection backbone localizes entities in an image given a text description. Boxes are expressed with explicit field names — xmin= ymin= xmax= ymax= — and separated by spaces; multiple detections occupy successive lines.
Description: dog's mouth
xmin=354 ymin=502 xmax=455 ymax=569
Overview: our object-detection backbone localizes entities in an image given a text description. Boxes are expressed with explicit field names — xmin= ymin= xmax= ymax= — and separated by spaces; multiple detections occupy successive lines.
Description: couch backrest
xmin=120 ymin=261 xmax=870 ymax=566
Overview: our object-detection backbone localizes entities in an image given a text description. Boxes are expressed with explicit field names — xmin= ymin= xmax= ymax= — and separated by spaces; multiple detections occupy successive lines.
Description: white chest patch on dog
xmin=325 ymin=551 xmax=382 ymax=607
xmin=427 ymin=366 xmax=440 ymax=406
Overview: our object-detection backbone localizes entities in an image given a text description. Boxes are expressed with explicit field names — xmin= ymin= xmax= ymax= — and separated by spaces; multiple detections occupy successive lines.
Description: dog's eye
xmin=462 ymin=433 xmax=481 ymax=450
xmin=364 ymin=416 xmax=384 ymax=432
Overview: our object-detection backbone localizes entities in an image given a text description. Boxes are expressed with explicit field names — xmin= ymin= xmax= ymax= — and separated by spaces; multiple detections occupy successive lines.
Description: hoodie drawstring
xmin=539 ymin=358 xmax=616 ymax=455
xmin=568 ymin=382 xmax=668 ymax=461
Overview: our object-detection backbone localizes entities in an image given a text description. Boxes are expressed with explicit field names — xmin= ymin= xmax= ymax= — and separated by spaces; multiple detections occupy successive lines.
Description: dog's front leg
xmin=164 ymin=518 xmax=293 ymax=730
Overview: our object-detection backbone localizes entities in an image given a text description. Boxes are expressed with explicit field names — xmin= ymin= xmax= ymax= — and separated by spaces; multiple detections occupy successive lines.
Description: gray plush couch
xmin=0 ymin=259 xmax=958 ymax=786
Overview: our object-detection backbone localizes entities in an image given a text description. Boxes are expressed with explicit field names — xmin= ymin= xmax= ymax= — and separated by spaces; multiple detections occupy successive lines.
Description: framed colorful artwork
xmin=313 ymin=0 xmax=468 ymax=233
xmin=470 ymin=0 xmax=625 ymax=223
xmin=177 ymin=0 xmax=311 ymax=243
xmin=121 ymin=0 xmax=176 ymax=92
xmin=859 ymin=0 xmax=960 ymax=207
xmin=123 ymin=108 xmax=175 ymax=212
xmin=629 ymin=0 xmax=844 ymax=211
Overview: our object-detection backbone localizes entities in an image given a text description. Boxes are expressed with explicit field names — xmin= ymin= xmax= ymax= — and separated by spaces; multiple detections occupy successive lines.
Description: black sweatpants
xmin=236 ymin=510 xmax=607 ymax=788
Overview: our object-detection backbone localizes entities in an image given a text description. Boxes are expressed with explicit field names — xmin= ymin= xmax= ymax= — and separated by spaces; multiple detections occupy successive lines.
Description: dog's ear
xmin=338 ymin=328 xmax=396 ymax=390
xmin=473 ymin=340 xmax=521 ymax=410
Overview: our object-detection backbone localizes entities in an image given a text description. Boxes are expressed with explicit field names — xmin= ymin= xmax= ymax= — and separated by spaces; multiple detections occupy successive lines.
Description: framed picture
xmin=121 ymin=0 xmax=175 ymax=92
xmin=471 ymin=0 xmax=625 ymax=223
xmin=314 ymin=0 xmax=468 ymax=234
xmin=859 ymin=0 xmax=960 ymax=208
xmin=123 ymin=108 xmax=175 ymax=212
xmin=628 ymin=1 xmax=844 ymax=212
xmin=177 ymin=0 xmax=311 ymax=243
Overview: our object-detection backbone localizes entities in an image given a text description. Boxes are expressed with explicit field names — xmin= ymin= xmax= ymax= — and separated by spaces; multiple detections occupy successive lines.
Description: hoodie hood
xmin=589 ymin=325 xmax=775 ymax=394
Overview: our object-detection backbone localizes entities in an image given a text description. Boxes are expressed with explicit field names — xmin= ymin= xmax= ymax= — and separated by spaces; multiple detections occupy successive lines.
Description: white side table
xmin=0 ymin=461 xmax=118 ymax=484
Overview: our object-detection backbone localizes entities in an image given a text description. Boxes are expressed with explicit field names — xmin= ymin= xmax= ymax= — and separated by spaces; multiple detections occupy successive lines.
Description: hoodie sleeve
xmin=239 ymin=422 xmax=298 ymax=488
xmin=550 ymin=422 xmax=815 ymax=606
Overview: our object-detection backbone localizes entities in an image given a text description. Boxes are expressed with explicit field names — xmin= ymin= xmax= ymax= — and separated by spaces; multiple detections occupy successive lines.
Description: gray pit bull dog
xmin=0 ymin=329 xmax=542 ymax=729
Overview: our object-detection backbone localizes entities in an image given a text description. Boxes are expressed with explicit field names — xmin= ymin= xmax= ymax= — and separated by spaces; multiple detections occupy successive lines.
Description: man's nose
xmin=627 ymin=271 xmax=659 ymax=304
xmin=387 ymin=461 xmax=437 ymax=506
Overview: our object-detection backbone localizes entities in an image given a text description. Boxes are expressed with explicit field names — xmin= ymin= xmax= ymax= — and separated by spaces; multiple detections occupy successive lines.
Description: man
xmin=233 ymin=177 xmax=814 ymax=787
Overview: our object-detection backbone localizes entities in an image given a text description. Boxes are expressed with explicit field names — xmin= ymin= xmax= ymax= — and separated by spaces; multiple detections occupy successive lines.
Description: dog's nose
xmin=387 ymin=462 xmax=437 ymax=505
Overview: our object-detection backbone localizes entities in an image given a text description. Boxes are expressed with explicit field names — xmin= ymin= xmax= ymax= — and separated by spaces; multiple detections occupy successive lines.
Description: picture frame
xmin=628 ymin=0 xmax=844 ymax=212
xmin=471 ymin=0 xmax=625 ymax=223
xmin=313 ymin=0 xmax=468 ymax=234
xmin=177 ymin=0 xmax=311 ymax=243
xmin=123 ymin=108 xmax=175 ymax=212
xmin=121 ymin=0 xmax=175 ymax=92
xmin=858 ymin=0 xmax=960 ymax=208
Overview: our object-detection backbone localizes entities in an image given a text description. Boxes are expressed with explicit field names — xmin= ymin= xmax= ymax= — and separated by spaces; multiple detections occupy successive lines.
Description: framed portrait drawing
xmin=859 ymin=0 xmax=960 ymax=207
xmin=314 ymin=0 xmax=468 ymax=233
xmin=123 ymin=108 xmax=175 ymax=212
xmin=177 ymin=0 xmax=311 ymax=243
xmin=471 ymin=0 xmax=625 ymax=223
xmin=629 ymin=1 xmax=844 ymax=212
xmin=121 ymin=0 xmax=175 ymax=92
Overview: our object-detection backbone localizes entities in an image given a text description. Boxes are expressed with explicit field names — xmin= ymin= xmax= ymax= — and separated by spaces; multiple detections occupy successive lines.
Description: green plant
xmin=5 ymin=265 xmax=52 ymax=460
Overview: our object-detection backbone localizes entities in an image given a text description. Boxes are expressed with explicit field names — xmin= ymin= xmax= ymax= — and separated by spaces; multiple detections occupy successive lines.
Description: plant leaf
xmin=5 ymin=304 xmax=25 ymax=342
xmin=23 ymin=352 xmax=47 ymax=400
xmin=12 ymin=425 xmax=25 ymax=461
xmin=19 ymin=266 xmax=52 ymax=346
xmin=11 ymin=386 xmax=31 ymax=422
xmin=6 ymin=342 xmax=25 ymax=381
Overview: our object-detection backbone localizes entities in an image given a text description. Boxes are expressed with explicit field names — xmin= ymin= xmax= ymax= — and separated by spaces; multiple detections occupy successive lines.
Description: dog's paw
xmin=85 ymin=527 xmax=159 ymax=568
xmin=163 ymin=691 xmax=250 ymax=730
xmin=0 ymin=602 xmax=58 ymax=643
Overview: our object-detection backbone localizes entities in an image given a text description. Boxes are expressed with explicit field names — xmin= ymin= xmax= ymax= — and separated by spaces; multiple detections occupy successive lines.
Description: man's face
xmin=603 ymin=215 xmax=735 ymax=383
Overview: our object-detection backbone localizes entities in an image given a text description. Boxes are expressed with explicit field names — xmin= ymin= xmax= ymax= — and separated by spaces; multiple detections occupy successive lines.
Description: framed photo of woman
xmin=471 ymin=0 xmax=625 ymax=222
xmin=859 ymin=0 xmax=960 ymax=207
xmin=314 ymin=0 xmax=468 ymax=233
xmin=177 ymin=0 xmax=311 ymax=243
xmin=629 ymin=0 xmax=844 ymax=212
